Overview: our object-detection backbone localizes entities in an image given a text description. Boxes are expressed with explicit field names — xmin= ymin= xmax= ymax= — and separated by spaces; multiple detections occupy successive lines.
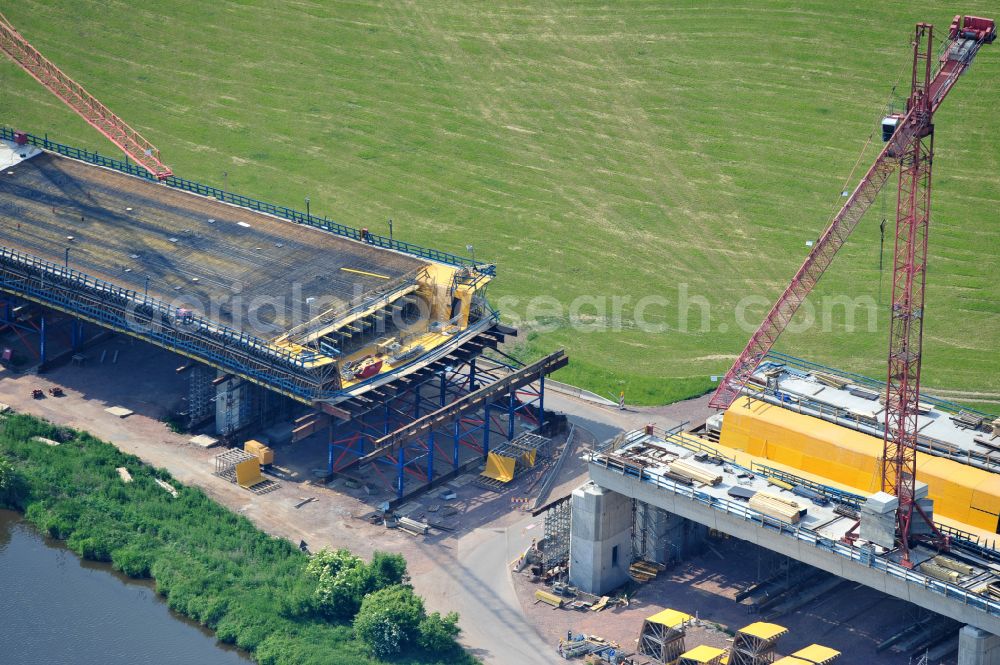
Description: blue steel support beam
xmin=453 ymin=420 xmax=461 ymax=469
xmin=483 ymin=402 xmax=492 ymax=459
xmin=507 ymin=388 xmax=516 ymax=440
xmin=38 ymin=314 xmax=46 ymax=365
xmin=469 ymin=357 xmax=477 ymax=390
xmin=397 ymin=447 xmax=405 ymax=499
xmin=327 ymin=421 xmax=337 ymax=475
xmin=439 ymin=371 xmax=447 ymax=407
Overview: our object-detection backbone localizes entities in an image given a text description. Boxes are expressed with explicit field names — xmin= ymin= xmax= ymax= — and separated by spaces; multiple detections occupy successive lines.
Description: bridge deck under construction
xmin=0 ymin=132 xmax=500 ymax=404
xmin=0 ymin=150 xmax=426 ymax=337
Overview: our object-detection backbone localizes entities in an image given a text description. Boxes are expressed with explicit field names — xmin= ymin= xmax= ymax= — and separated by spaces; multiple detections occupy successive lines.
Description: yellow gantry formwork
xmin=638 ymin=609 xmax=693 ymax=663
xmin=789 ymin=644 xmax=841 ymax=664
xmin=677 ymin=644 xmax=727 ymax=665
xmin=720 ymin=399 xmax=1000 ymax=533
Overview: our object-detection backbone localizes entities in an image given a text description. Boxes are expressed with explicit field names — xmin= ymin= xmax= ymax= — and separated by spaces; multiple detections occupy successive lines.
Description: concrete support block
xmin=569 ymin=482 xmax=632 ymax=594
xmin=959 ymin=625 xmax=1000 ymax=665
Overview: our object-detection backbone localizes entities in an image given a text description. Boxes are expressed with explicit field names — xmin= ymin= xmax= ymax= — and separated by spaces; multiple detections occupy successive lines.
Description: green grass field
xmin=2 ymin=1 xmax=998 ymax=406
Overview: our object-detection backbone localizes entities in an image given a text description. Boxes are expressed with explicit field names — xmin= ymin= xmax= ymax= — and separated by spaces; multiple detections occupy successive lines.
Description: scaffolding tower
xmin=541 ymin=495 xmax=572 ymax=572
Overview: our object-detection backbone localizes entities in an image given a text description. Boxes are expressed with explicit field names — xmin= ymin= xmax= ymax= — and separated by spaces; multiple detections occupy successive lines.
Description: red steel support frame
xmin=0 ymin=13 xmax=172 ymax=179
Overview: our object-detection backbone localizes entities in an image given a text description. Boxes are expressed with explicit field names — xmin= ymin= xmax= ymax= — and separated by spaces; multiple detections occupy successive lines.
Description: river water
xmin=0 ymin=509 xmax=252 ymax=665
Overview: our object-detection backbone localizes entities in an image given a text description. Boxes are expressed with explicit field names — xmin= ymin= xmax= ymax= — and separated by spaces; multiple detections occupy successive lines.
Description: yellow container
xmin=244 ymin=439 xmax=274 ymax=466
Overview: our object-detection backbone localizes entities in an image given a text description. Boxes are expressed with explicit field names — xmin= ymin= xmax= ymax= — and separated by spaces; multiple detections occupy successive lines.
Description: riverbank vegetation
xmin=0 ymin=412 xmax=473 ymax=665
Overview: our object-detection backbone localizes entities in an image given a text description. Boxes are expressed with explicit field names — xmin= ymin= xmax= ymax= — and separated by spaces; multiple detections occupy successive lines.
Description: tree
xmin=306 ymin=549 xmax=412 ymax=620
xmin=417 ymin=611 xmax=461 ymax=653
xmin=354 ymin=585 xmax=424 ymax=658
xmin=0 ymin=456 xmax=23 ymax=508
xmin=370 ymin=551 xmax=408 ymax=588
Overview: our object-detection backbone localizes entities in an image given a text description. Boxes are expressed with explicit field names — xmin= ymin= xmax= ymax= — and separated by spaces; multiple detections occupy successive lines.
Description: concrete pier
xmin=960 ymin=626 xmax=1000 ymax=665
xmin=568 ymin=482 xmax=631 ymax=594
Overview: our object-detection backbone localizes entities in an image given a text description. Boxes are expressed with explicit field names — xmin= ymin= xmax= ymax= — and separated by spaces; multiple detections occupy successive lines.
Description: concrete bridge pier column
xmin=569 ymin=482 xmax=631 ymax=594
xmin=959 ymin=626 xmax=1000 ymax=665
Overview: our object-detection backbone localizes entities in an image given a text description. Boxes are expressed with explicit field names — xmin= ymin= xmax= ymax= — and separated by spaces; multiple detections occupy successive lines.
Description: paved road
xmin=417 ymin=520 xmax=557 ymax=665
xmin=419 ymin=391 xmax=713 ymax=665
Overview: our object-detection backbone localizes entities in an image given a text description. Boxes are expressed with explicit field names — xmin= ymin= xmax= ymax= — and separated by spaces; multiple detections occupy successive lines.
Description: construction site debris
xmin=104 ymin=406 xmax=133 ymax=418
xmin=188 ymin=434 xmax=219 ymax=449
xmin=116 ymin=467 xmax=132 ymax=483
xmin=155 ymin=478 xmax=178 ymax=498
xmin=397 ymin=516 xmax=430 ymax=535
xmin=31 ymin=435 xmax=60 ymax=446
xmin=293 ymin=496 xmax=316 ymax=509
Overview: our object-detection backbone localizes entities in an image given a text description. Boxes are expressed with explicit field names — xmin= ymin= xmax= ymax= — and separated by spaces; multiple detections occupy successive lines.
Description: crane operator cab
xmin=881 ymin=115 xmax=903 ymax=142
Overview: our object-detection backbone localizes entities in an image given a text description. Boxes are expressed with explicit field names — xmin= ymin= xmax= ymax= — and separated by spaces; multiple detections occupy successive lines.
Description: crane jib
xmin=709 ymin=15 xmax=994 ymax=412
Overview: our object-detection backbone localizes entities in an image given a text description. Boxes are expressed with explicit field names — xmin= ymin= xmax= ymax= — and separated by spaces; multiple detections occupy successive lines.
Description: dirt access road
xmin=0 ymin=338 xmax=687 ymax=665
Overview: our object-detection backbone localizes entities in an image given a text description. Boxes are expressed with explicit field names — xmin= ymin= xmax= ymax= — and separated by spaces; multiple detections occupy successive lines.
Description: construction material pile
xmin=669 ymin=459 xmax=722 ymax=486
xmin=748 ymin=492 xmax=805 ymax=525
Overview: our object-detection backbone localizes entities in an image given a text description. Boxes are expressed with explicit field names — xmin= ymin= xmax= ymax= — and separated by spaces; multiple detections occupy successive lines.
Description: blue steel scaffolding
xmin=322 ymin=351 xmax=567 ymax=501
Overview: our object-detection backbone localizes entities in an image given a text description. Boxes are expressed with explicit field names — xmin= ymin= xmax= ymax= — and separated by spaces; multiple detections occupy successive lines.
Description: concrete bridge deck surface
xmin=0 ymin=149 xmax=425 ymax=337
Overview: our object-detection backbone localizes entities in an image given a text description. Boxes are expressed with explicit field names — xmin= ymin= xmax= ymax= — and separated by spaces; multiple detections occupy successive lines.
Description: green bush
xmin=417 ymin=612 xmax=461 ymax=654
xmin=111 ymin=542 xmax=156 ymax=578
xmin=354 ymin=585 xmax=425 ymax=659
xmin=0 ymin=455 xmax=26 ymax=509
xmin=0 ymin=413 xmax=472 ymax=665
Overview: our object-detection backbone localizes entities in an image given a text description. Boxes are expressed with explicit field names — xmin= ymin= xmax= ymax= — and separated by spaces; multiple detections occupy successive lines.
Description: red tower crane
xmin=708 ymin=15 xmax=995 ymax=564
xmin=0 ymin=13 xmax=172 ymax=180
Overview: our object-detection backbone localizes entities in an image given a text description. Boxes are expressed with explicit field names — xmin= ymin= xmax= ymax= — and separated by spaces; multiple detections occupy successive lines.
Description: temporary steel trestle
xmin=327 ymin=350 xmax=567 ymax=499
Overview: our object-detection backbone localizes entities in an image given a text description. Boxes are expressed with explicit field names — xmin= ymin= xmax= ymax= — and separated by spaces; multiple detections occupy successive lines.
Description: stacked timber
xmin=919 ymin=561 xmax=960 ymax=584
xmin=669 ymin=459 xmax=722 ymax=486
xmin=749 ymin=492 xmax=805 ymax=524
xmin=629 ymin=560 xmax=665 ymax=583
xmin=933 ymin=556 xmax=975 ymax=576
xmin=815 ymin=373 xmax=850 ymax=389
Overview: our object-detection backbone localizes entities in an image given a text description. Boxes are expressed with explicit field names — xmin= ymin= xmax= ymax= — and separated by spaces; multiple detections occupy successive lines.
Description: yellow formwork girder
xmin=482 ymin=452 xmax=516 ymax=483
